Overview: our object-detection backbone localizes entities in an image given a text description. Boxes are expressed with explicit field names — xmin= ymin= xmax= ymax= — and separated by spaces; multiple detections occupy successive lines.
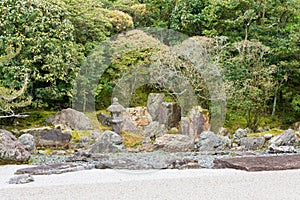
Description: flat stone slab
xmin=15 ymin=163 xmax=95 ymax=175
xmin=213 ymin=154 xmax=300 ymax=171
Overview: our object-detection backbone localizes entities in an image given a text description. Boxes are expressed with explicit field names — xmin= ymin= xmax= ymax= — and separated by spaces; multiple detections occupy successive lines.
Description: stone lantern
xmin=107 ymin=97 xmax=125 ymax=134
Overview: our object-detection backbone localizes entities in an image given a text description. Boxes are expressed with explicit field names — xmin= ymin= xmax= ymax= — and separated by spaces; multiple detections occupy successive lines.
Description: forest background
xmin=0 ymin=0 xmax=299 ymax=132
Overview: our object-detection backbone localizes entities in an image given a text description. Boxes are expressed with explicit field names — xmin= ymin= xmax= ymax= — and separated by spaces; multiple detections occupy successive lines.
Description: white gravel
xmin=1 ymin=165 xmax=300 ymax=200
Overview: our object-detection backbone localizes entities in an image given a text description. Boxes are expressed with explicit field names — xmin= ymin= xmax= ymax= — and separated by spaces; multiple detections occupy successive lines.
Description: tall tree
xmin=0 ymin=0 xmax=80 ymax=109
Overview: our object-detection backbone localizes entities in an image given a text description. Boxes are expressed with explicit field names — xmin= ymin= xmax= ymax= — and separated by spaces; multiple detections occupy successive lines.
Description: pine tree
xmin=0 ymin=46 xmax=31 ymax=119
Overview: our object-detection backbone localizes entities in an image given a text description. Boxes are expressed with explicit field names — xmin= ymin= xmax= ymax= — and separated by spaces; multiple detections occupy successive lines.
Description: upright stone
xmin=158 ymin=102 xmax=181 ymax=128
xmin=147 ymin=93 xmax=165 ymax=121
xmin=179 ymin=106 xmax=210 ymax=139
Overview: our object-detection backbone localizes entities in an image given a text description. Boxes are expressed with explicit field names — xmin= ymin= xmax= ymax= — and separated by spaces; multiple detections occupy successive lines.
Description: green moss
xmin=71 ymin=130 xmax=92 ymax=143
xmin=224 ymin=109 xmax=285 ymax=134
xmin=168 ymin=127 xmax=179 ymax=134
xmin=0 ymin=110 xmax=56 ymax=131
xmin=120 ymin=131 xmax=144 ymax=149
xmin=247 ymin=128 xmax=285 ymax=137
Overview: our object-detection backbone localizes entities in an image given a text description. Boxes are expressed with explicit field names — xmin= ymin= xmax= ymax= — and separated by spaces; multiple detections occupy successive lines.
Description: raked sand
xmin=1 ymin=165 xmax=300 ymax=200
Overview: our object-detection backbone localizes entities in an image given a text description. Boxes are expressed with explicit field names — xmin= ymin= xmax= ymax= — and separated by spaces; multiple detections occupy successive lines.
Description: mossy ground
xmin=0 ymin=110 xmax=56 ymax=132
xmin=120 ymin=131 xmax=144 ymax=149
xmin=224 ymin=109 xmax=285 ymax=134
xmin=247 ymin=128 xmax=285 ymax=137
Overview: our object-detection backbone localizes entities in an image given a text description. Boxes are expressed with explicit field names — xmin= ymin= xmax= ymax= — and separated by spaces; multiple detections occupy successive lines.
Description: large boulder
xmin=179 ymin=106 xmax=210 ymax=139
xmin=195 ymin=131 xmax=231 ymax=151
xmin=89 ymin=130 xmax=126 ymax=153
xmin=20 ymin=127 xmax=72 ymax=148
xmin=153 ymin=134 xmax=194 ymax=152
xmin=44 ymin=108 xmax=93 ymax=130
xmin=0 ymin=129 xmax=31 ymax=163
xmin=240 ymin=137 xmax=265 ymax=150
xmin=268 ymin=129 xmax=300 ymax=147
xmin=18 ymin=134 xmax=36 ymax=153
xmin=147 ymin=93 xmax=165 ymax=121
xmin=158 ymin=102 xmax=181 ymax=128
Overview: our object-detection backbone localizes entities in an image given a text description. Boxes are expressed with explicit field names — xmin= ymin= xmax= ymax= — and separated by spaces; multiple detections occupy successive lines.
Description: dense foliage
xmin=0 ymin=0 xmax=79 ymax=109
xmin=0 ymin=0 xmax=299 ymax=129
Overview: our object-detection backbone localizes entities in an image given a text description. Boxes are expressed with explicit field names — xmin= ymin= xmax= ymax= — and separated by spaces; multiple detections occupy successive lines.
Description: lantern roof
xmin=107 ymin=97 xmax=125 ymax=113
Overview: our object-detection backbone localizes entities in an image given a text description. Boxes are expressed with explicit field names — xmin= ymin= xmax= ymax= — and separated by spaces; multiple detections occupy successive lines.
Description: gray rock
xmin=179 ymin=106 xmax=210 ymax=139
xmin=240 ymin=137 xmax=265 ymax=150
xmin=264 ymin=134 xmax=273 ymax=140
xmin=20 ymin=127 xmax=72 ymax=148
xmin=142 ymin=121 xmax=167 ymax=138
xmin=268 ymin=144 xmax=297 ymax=153
xmin=90 ymin=130 xmax=102 ymax=140
xmin=167 ymin=158 xmax=201 ymax=169
xmin=195 ymin=131 xmax=231 ymax=151
xmin=158 ymin=102 xmax=181 ymax=128
xmin=154 ymin=134 xmax=194 ymax=152
xmin=18 ymin=134 xmax=36 ymax=153
xmin=233 ymin=128 xmax=247 ymax=144
xmin=0 ymin=129 xmax=31 ymax=163
xmin=97 ymin=112 xmax=111 ymax=126
xmin=97 ymin=157 xmax=199 ymax=170
xmin=268 ymin=129 xmax=300 ymax=147
xmin=218 ymin=127 xmax=230 ymax=137
xmin=244 ymin=128 xmax=253 ymax=134
xmin=89 ymin=131 xmax=126 ymax=153
xmin=147 ymin=93 xmax=165 ymax=121
xmin=121 ymin=112 xmax=141 ymax=134
xmin=44 ymin=108 xmax=93 ymax=130
xmin=97 ymin=158 xmax=154 ymax=170
xmin=9 ymin=174 xmax=34 ymax=184
xmin=141 ymin=137 xmax=154 ymax=152
xmin=15 ymin=163 xmax=95 ymax=175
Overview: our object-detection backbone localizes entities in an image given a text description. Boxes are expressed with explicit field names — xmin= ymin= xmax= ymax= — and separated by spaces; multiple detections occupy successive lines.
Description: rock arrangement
xmin=1 ymin=94 xmax=300 ymax=181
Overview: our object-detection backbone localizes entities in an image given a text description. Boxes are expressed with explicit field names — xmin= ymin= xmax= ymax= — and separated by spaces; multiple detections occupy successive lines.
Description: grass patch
xmin=120 ymin=131 xmax=144 ymax=149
